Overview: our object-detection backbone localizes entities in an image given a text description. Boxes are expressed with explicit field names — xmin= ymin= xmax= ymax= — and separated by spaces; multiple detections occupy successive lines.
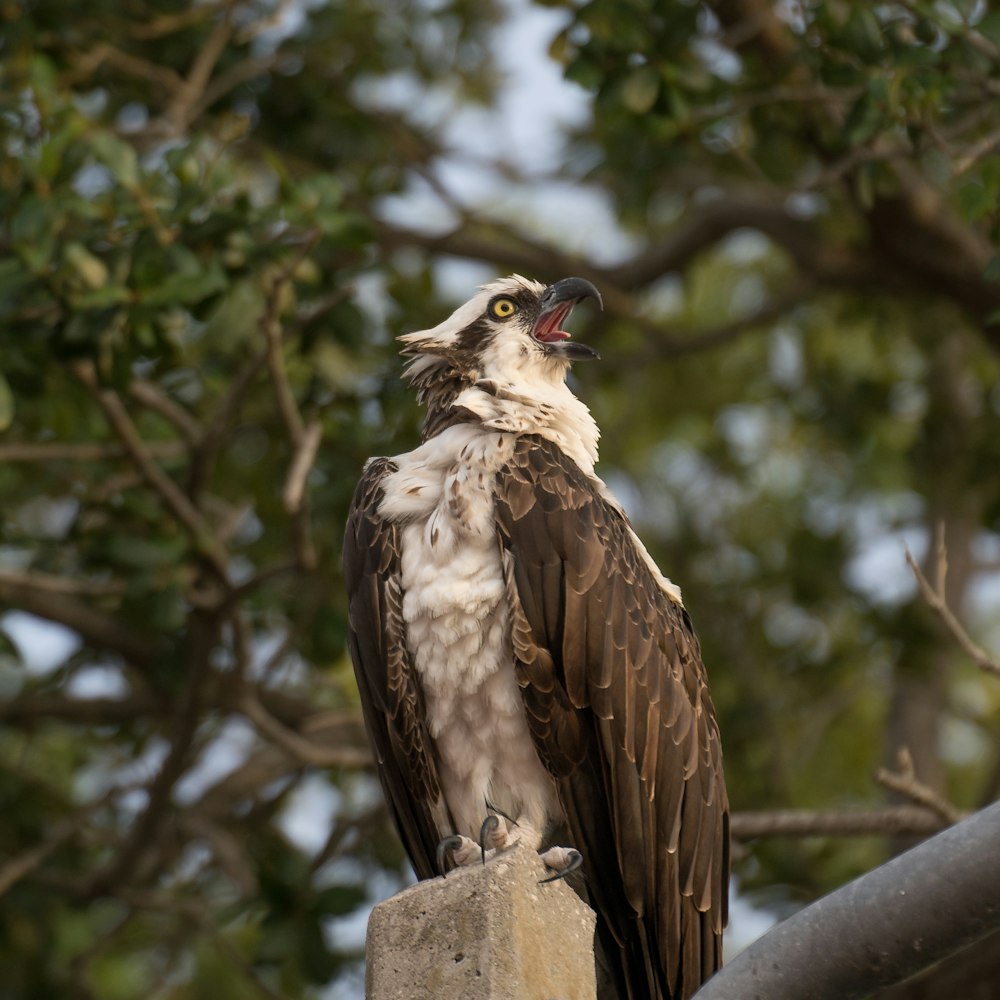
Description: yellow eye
xmin=489 ymin=297 xmax=518 ymax=319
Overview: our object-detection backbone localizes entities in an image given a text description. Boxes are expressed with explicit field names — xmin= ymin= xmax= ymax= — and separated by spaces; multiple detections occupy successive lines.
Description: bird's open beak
xmin=533 ymin=277 xmax=602 ymax=361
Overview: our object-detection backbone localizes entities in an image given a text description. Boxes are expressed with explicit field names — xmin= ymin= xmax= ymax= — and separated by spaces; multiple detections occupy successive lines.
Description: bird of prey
xmin=343 ymin=275 xmax=728 ymax=999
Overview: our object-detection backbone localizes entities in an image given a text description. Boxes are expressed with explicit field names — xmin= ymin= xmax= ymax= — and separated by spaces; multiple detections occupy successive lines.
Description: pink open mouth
xmin=533 ymin=302 xmax=573 ymax=343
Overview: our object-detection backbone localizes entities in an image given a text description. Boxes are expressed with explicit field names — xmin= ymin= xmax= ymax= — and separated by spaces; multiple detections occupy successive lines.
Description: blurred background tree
xmin=2 ymin=0 xmax=999 ymax=997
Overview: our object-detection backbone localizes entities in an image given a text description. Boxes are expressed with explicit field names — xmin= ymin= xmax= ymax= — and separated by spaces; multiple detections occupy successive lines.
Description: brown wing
xmin=495 ymin=435 xmax=729 ymax=1000
xmin=342 ymin=458 xmax=446 ymax=879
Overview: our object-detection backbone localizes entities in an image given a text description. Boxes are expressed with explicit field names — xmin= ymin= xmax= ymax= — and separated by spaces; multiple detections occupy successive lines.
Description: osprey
xmin=343 ymin=275 xmax=728 ymax=999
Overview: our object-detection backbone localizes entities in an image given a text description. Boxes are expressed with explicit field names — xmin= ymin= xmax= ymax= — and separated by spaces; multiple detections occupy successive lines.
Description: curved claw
xmin=539 ymin=848 xmax=583 ymax=885
xmin=436 ymin=834 xmax=464 ymax=877
xmin=479 ymin=814 xmax=500 ymax=864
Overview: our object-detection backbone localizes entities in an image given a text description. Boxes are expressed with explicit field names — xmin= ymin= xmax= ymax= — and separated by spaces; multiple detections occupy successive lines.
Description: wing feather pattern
xmin=495 ymin=435 xmax=729 ymax=1000
xmin=343 ymin=458 xmax=445 ymax=879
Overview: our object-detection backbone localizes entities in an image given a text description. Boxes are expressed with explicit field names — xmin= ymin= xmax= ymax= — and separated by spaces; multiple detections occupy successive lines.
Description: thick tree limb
xmin=0 ymin=693 xmax=160 ymax=725
xmin=0 ymin=569 xmax=123 ymax=598
xmin=0 ymin=441 xmax=185 ymax=462
xmin=730 ymin=805 xmax=949 ymax=841
xmin=694 ymin=801 xmax=1000 ymax=1000
xmin=0 ymin=576 xmax=155 ymax=665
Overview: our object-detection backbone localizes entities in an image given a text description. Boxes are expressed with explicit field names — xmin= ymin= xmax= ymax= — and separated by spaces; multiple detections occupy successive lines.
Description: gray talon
xmin=540 ymin=848 xmax=583 ymax=885
xmin=436 ymin=834 xmax=463 ymax=876
xmin=479 ymin=814 xmax=500 ymax=864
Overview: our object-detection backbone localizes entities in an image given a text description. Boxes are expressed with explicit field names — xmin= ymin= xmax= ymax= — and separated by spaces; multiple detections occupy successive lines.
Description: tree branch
xmin=0 ymin=568 xmax=123 ymax=598
xmin=86 ymin=614 xmax=219 ymax=895
xmin=127 ymin=379 xmax=202 ymax=446
xmin=0 ymin=694 xmax=160 ymax=727
xmin=0 ymin=441 xmax=185 ymax=462
xmin=905 ymin=528 xmax=1000 ymax=678
xmin=0 ymin=818 xmax=78 ymax=899
xmin=72 ymin=361 xmax=230 ymax=585
xmin=730 ymin=805 xmax=950 ymax=841
xmin=876 ymin=746 xmax=964 ymax=826
xmin=238 ymin=690 xmax=373 ymax=770
xmin=165 ymin=2 xmax=236 ymax=133
xmin=0 ymin=575 xmax=155 ymax=665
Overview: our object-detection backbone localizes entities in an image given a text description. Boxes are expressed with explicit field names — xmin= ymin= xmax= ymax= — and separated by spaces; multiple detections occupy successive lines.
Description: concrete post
xmin=366 ymin=843 xmax=597 ymax=1000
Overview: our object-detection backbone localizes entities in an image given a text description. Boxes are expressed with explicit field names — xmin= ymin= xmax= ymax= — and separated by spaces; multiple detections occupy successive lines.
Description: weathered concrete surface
xmin=366 ymin=843 xmax=597 ymax=1000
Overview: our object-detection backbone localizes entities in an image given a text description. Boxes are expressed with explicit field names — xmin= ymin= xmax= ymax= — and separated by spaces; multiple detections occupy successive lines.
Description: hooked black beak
xmin=538 ymin=277 xmax=603 ymax=313
xmin=533 ymin=277 xmax=602 ymax=361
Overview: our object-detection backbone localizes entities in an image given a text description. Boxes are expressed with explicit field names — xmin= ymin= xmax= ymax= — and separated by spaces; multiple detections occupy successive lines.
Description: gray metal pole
xmin=695 ymin=801 xmax=1000 ymax=1000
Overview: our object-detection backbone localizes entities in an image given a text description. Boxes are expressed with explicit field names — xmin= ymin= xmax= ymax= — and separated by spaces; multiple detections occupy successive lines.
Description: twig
xmin=283 ymin=419 xmax=323 ymax=514
xmin=87 ymin=614 xmax=219 ymax=895
xmin=238 ymin=691 xmax=373 ymax=769
xmin=905 ymin=527 xmax=1000 ymax=678
xmin=264 ymin=310 xmax=304 ymax=443
xmin=72 ymin=360 xmax=230 ymax=584
xmin=619 ymin=278 xmax=814 ymax=362
xmin=258 ymin=238 xmax=322 ymax=568
xmin=189 ymin=346 xmax=269 ymax=498
xmin=192 ymin=54 xmax=277 ymax=120
xmin=68 ymin=42 xmax=185 ymax=92
xmin=128 ymin=3 xmax=220 ymax=40
xmin=876 ymin=746 xmax=964 ymax=826
xmin=0 ymin=819 xmax=78 ymax=898
xmin=177 ymin=813 xmax=257 ymax=897
xmin=127 ymin=380 xmax=202 ymax=445
xmin=115 ymin=886 xmax=285 ymax=1000
xmin=165 ymin=3 xmax=237 ymax=133
xmin=260 ymin=237 xmax=320 ymax=447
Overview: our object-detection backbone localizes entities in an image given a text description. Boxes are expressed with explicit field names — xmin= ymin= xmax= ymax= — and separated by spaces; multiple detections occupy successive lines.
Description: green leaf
xmin=9 ymin=196 xmax=60 ymax=271
xmin=842 ymin=91 xmax=884 ymax=146
xmin=979 ymin=10 xmax=1000 ymax=48
xmin=984 ymin=255 xmax=1000 ymax=285
xmin=140 ymin=259 xmax=228 ymax=307
xmin=63 ymin=242 xmax=109 ymax=290
xmin=0 ymin=372 xmax=14 ymax=431
xmin=89 ymin=132 xmax=139 ymax=188
xmin=0 ymin=258 xmax=34 ymax=321
xmin=620 ymin=66 xmax=660 ymax=114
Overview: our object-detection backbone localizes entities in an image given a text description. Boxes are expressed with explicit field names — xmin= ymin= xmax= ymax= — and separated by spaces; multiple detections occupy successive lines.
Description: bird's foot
xmin=538 ymin=846 xmax=583 ymax=884
xmin=479 ymin=803 xmax=544 ymax=861
xmin=436 ymin=805 xmax=549 ymax=874
xmin=436 ymin=834 xmax=482 ymax=874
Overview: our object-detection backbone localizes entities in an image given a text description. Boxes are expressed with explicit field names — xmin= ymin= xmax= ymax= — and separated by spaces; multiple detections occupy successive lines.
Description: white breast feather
xmin=380 ymin=425 xmax=559 ymax=840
